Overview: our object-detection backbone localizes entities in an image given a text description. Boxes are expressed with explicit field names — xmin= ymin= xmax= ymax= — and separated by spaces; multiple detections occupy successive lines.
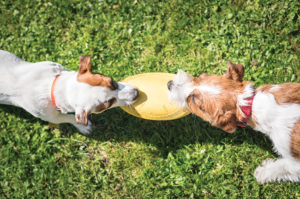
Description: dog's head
xmin=168 ymin=61 xmax=254 ymax=133
xmin=74 ymin=56 xmax=138 ymax=125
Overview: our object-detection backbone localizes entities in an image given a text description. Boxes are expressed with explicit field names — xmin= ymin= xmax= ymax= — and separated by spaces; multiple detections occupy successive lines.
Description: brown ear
xmin=214 ymin=111 xmax=237 ymax=133
xmin=225 ymin=61 xmax=244 ymax=82
xmin=186 ymin=89 xmax=204 ymax=116
xmin=95 ymin=98 xmax=116 ymax=113
xmin=186 ymin=89 xmax=214 ymax=123
xmin=79 ymin=56 xmax=92 ymax=74
xmin=75 ymin=110 xmax=89 ymax=126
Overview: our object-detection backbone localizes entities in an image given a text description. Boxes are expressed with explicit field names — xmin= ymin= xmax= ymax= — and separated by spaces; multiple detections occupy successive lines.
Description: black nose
xmin=132 ymin=88 xmax=139 ymax=101
xmin=167 ymin=80 xmax=173 ymax=90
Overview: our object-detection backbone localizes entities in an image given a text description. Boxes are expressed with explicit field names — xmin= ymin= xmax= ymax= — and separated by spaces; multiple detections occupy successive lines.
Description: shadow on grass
xmin=88 ymin=108 xmax=274 ymax=158
xmin=0 ymin=104 xmax=274 ymax=158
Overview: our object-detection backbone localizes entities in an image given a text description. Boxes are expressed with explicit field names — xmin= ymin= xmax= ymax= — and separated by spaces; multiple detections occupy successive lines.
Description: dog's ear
xmin=225 ymin=61 xmax=244 ymax=82
xmin=75 ymin=110 xmax=89 ymax=126
xmin=186 ymin=89 xmax=211 ymax=121
xmin=214 ymin=111 xmax=237 ymax=133
xmin=79 ymin=56 xmax=92 ymax=74
xmin=187 ymin=89 xmax=203 ymax=114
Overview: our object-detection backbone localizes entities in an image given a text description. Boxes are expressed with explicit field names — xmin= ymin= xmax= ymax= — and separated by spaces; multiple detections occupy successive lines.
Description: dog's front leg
xmin=48 ymin=112 xmax=92 ymax=135
xmin=75 ymin=107 xmax=89 ymax=126
xmin=73 ymin=108 xmax=92 ymax=134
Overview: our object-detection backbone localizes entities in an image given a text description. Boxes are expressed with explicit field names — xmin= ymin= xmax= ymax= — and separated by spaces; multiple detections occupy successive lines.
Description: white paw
xmin=254 ymin=159 xmax=276 ymax=184
xmin=73 ymin=120 xmax=93 ymax=135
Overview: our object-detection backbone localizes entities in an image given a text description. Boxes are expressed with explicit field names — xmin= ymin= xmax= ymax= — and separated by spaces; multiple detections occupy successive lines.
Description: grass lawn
xmin=1 ymin=0 xmax=300 ymax=198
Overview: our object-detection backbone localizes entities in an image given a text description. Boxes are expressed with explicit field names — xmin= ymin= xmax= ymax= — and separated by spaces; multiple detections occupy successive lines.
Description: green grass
xmin=0 ymin=0 xmax=300 ymax=198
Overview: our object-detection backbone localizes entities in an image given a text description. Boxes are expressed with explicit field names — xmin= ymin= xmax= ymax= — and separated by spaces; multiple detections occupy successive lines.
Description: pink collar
xmin=237 ymin=96 xmax=254 ymax=127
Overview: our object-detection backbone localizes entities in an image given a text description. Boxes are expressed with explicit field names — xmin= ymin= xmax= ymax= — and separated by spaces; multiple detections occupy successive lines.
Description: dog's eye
xmin=95 ymin=98 xmax=116 ymax=113
xmin=108 ymin=98 xmax=116 ymax=105
xmin=110 ymin=80 xmax=118 ymax=90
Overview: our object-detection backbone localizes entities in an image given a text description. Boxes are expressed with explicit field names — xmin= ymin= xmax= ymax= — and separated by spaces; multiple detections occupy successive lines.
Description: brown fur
xmin=291 ymin=120 xmax=300 ymax=161
xmin=272 ymin=83 xmax=300 ymax=105
xmin=187 ymin=61 xmax=300 ymax=137
xmin=257 ymin=83 xmax=300 ymax=105
xmin=256 ymin=84 xmax=273 ymax=93
xmin=95 ymin=98 xmax=116 ymax=113
xmin=188 ymin=64 xmax=251 ymax=133
xmin=77 ymin=56 xmax=118 ymax=90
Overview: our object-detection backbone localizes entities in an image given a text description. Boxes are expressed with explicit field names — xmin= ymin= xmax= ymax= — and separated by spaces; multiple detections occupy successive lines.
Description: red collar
xmin=237 ymin=96 xmax=254 ymax=127
xmin=51 ymin=75 xmax=60 ymax=110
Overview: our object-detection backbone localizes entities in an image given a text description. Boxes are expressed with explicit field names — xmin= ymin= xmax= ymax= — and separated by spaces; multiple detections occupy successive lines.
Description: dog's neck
xmin=51 ymin=71 xmax=81 ymax=113
xmin=237 ymin=95 xmax=254 ymax=127
xmin=236 ymin=83 xmax=256 ymax=127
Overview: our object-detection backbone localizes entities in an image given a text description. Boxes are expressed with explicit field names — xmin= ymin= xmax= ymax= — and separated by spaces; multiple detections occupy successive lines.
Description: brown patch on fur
xmin=95 ymin=98 xmax=116 ymax=113
xmin=256 ymin=84 xmax=273 ymax=93
xmin=77 ymin=56 xmax=118 ymax=90
xmin=291 ymin=120 xmax=300 ymax=161
xmin=257 ymin=83 xmax=300 ymax=105
xmin=272 ymin=83 xmax=300 ymax=105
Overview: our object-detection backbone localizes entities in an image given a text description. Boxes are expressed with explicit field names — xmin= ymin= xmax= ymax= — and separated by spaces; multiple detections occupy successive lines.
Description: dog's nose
xmin=167 ymin=80 xmax=173 ymax=90
xmin=132 ymin=88 xmax=139 ymax=101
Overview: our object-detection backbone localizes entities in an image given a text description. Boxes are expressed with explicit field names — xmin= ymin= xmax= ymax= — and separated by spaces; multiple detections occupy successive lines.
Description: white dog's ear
xmin=176 ymin=69 xmax=193 ymax=82
xmin=177 ymin=69 xmax=185 ymax=75
xmin=79 ymin=56 xmax=92 ymax=74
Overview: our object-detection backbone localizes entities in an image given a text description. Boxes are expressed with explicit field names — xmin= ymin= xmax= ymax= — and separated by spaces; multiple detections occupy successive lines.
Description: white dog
xmin=0 ymin=50 xmax=138 ymax=134
xmin=168 ymin=61 xmax=300 ymax=183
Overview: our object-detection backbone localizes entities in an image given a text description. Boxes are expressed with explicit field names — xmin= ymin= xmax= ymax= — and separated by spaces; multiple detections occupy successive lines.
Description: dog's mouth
xmin=132 ymin=88 xmax=139 ymax=101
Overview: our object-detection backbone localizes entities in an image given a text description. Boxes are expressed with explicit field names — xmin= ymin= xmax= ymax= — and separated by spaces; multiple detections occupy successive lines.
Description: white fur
xmin=270 ymin=85 xmax=280 ymax=92
xmin=251 ymin=90 xmax=300 ymax=183
xmin=168 ymin=70 xmax=222 ymax=108
xmin=167 ymin=70 xmax=194 ymax=108
xmin=196 ymin=84 xmax=221 ymax=95
xmin=0 ymin=50 xmax=137 ymax=134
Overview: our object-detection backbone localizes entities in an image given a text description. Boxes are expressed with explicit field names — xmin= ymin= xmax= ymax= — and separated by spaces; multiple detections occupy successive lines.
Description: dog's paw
xmin=254 ymin=159 xmax=276 ymax=184
xmin=73 ymin=120 xmax=93 ymax=135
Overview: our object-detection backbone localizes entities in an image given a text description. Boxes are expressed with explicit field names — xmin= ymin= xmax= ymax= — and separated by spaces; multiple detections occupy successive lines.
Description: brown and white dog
xmin=167 ymin=61 xmax=300 ymax=183
xmin=0 ymin=50 xmax=138 ymax=134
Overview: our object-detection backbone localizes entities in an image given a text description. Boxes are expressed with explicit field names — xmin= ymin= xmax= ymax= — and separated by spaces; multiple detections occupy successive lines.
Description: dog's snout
xmin=167 ymin=80 xmax=173 ymax=90
xmin=132 ymin=88 xmax=139 ymax=101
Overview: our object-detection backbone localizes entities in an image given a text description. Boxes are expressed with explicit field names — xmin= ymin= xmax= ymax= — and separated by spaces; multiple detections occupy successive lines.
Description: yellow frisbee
xmin=120 ymin=73 xmax=191 ymax=120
